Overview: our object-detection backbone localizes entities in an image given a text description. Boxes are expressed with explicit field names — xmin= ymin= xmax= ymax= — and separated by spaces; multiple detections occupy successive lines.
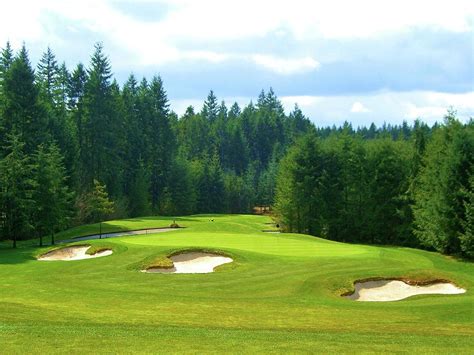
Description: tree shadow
xmin=0 ymin=247 xmax=37 ymax=265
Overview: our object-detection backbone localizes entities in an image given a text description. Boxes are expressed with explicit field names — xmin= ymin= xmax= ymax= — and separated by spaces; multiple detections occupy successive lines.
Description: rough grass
xmin=85 ymin=244 xmax=114 ymax=255
xmin=0 ymin=214 xmax=473 ymax=353
xmin=144 ymin=255 xmax=174 ymax=269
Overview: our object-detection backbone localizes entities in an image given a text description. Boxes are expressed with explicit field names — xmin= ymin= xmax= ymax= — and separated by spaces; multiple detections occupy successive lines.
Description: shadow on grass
xmin=0 ymin=247 xmax=37 ymax=264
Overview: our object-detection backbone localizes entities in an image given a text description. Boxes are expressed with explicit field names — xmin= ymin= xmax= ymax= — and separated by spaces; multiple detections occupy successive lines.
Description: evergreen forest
xmin=0 ymin=42 xmax=472 ymax=257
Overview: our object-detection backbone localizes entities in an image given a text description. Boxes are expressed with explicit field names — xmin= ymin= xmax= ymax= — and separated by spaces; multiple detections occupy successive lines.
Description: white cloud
xmin=1 ymin=0 xmax=472 ymax=68
xmin=404 ymin=92 xmax=474 ymax=119
xmin=405 ymin=105 xmax=448 ymax=119
xmin=351 ymin=102 xmax=371 ymax=113
xmin=281 ymin=91 xmax=474 ymax=126
xmin=143 ymin=0 xmax=474 ymax=40
xmin=281 ymin=96 xmax=323 ymax=107
xmin=251 ymin=55 xmax=320 ymax=75
xmin=1 ymin=1 xmax=472 ymax=128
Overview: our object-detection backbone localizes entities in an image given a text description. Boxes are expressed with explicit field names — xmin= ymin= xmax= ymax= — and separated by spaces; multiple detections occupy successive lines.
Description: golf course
xmin=0 ymin=214 xmax=473 ymax=353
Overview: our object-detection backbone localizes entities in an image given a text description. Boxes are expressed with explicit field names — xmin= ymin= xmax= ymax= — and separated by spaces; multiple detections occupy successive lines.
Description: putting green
xmin=0 ymin=214 xmax=473 ymax=353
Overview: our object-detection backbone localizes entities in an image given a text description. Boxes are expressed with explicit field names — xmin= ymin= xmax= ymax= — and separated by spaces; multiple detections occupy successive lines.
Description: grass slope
xmin=0 ymin=214 xmax=473 ymax=353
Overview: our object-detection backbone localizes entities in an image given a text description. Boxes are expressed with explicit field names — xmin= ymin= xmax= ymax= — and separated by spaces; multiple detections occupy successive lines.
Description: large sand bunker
xmin=144 ymin=252 xmax=233 ymax=274
xmin=345 ymin=279 xmax=466 ymax=302
xmin=38 ymin=246 xmax=113 ymax=261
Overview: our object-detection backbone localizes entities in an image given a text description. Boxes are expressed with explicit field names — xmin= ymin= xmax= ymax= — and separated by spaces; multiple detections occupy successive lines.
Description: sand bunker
xmin=345 ymin=279 xmax=466 ymax=302
xmin=144 ymin=252 xmax=233 ymax=274
xmin=38 ymin=246 xmax=113 ymax=261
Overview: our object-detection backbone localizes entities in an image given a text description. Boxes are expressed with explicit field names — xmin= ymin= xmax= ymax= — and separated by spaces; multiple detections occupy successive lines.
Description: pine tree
xmin=224 ymin=172 xmax=253 ymax=213
xmin=81 ymin=43 xmax=118 ymax=192
xmin=54 ymin=62 xmax=70 ymax=111
xmin=122 ymin=74 xmax=144 ymax=198
xmin=287 ymin=104 xmax=312 ymax=143
xmin=162 ymin=157 xmax=196 ymax=215
xmin=208 ymin=152 xmax=225 ymax=212
xmin=177 ymin=106 xmax=210 ymax=160
xmin=459 ymin=176 xmax=474 ymax=258
xmin=128 ymin=160 xmax=150 ymax=217
xmin=365 ymin=139 xmax=411 ymax=244
xmin=0 ymin=41 xmax=14 ymax=90
xmin=413 ymin=112 xmax=474 ymax=255
xmin=0 ymin=42 xmax=13 ymax=148
xmin=202 ymin=90 xmax=218 ymax=122
xmin=68 ymin=63 xmax=87 ymax=111
xmin=275 ymin=133 xmax=324 ymax=234
xmin=77 ymin=179 xmax=114 ymax=224
xmin=228 ymin=102 xmax=241 ymax=120
xmin=67 ymin=63 xmax=87 ymax=184
xmin=32 ymin=143 xmax=73 ymax=245
xmin=146 ymin=75 xmax=174 ymax=211
xmin=36 ymin=47 xmax=58 ymax=103
xmin=0 ymin=134 xmax=35 ymax=247
xmin=2 ymin=45 xmax=47 ymax=154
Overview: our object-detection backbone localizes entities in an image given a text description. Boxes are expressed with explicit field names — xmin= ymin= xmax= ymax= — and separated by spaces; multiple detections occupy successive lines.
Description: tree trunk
xmin=51 ymin=231 xmax=55 ymax=245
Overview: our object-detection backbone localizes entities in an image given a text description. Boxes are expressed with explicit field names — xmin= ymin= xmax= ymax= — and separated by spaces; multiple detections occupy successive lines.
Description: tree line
xmin=275 ymin=115 xmax=473 ymax=258
xmin=0 ymin=42 xmax=472 ymax=258
xmin=0 ymin=42 xmax=312 ymax=246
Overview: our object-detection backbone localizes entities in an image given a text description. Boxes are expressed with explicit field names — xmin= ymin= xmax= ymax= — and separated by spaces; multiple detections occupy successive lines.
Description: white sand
xmin=144 ymin=252 xmax=233 ymax=274
xmin=346 ymin=280 xmax=466 ymax=302
xmin=38 ymin=246 xmax=113 ymax=261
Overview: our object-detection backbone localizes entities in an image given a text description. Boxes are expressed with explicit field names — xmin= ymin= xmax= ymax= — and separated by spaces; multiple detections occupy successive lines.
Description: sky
xmin=1 ymin=0 xmax=473 ymax=127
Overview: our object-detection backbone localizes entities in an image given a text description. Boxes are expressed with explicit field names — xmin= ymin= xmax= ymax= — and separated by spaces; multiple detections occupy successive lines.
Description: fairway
xmin=0 ymin=214 xmax=473 ymax=353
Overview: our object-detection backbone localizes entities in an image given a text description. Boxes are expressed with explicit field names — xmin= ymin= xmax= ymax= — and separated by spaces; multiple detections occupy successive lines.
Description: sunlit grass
xmin=0 ymin=214 xmax=472 ymax=353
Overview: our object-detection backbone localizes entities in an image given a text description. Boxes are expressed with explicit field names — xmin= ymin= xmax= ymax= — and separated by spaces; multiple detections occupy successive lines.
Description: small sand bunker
xmin=346 ymin=279 xmax=466 ymax=302
xmin=38 ymin=246 xmax=112 ymax=261
xmin=144 ymin=252 xmax=233 ymax=274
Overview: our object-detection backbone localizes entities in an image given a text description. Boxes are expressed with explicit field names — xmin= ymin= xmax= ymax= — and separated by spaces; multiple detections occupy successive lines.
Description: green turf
xmin=0 ymin=214 xmax=473 ymax=353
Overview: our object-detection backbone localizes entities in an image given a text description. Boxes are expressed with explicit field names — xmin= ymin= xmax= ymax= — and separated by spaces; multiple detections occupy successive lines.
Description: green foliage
xmin=0 ymin=135 xmax=35 ymax=247
xmin=77 ymin=179 xmax=115 ymax=224
xmin=201 ymin=90 xmax=218 ymax=122
xmin=0 ymin=41 xmax=471 ymax=259
xmin=275 ymin=133 xmax=325 ymax=234
xmin=128 ymin=160 xmax=151 ymax=217
xmin=276 ymin=131 xmax=414 ymax=246
xmin=0 ymin=41 xmax=14 ymax=93
xmin=80 ymin=42 xmax=122 ymax=194
xmin=459 ymin=176 xmax=474 ymax=257
xmin=32 ymin=143 xmax=73 ymax=245
xmin=413 ymin=113 xmax=474 ymax=256
xmin=2 ymin=45 xmax=47 ymax=154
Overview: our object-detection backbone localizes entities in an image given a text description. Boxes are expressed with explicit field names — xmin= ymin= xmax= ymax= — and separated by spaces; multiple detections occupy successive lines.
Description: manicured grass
xmin=0 ymin=214 xmax=473 ymax=353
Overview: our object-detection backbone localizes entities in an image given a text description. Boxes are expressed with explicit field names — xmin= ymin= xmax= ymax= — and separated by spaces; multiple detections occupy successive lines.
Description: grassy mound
xmin=0 ymin=214 xmax=472 ymax=353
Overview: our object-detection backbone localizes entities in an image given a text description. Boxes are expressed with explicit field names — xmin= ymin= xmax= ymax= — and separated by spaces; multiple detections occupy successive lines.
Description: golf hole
xmin=38 ymin=245 xmax=113 ymax=261
xmin=143 ymin=252 xmax=233 ymax=274
xmin=344 ymin=279 xmax=466 ymax=302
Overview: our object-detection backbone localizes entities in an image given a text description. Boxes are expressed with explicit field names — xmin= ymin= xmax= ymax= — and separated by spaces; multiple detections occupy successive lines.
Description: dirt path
xmin=60 ymin=228 xmax=180 ymax=243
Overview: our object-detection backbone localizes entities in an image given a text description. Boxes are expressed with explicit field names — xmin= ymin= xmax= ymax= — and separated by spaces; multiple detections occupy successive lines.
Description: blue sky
xmin=1 ymin=0 xmax=473 ymax=127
